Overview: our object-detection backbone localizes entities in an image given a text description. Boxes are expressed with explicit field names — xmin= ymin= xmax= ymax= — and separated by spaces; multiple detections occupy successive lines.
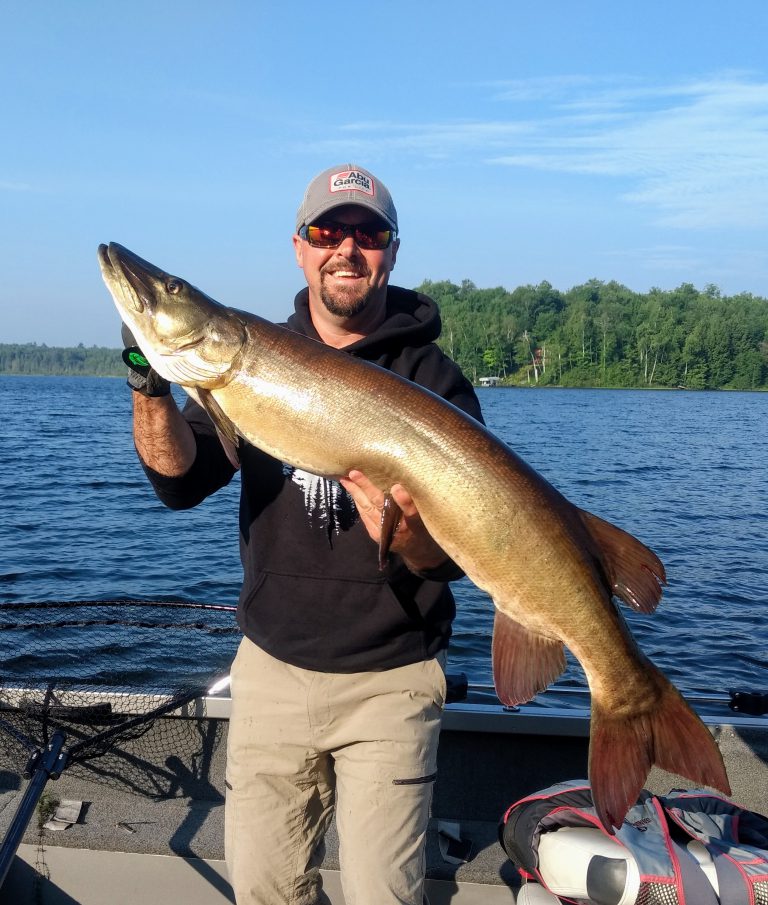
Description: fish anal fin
xmin=189 ymin=387 xmax=241 ymax=470
xmin=378 ymin=494 xmax=402 ymax=570
xmin=578 ymin=509 xmax=666 ymax=614
xmin=589 ymin=669 xmax=730 ymax=832
xmin=491 ymin=610 xmax=566 ymax=706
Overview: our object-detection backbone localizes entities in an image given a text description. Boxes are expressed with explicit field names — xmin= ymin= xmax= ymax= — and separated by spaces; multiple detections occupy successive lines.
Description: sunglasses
xmin=299 ymin=220 xmax=396 ymax=250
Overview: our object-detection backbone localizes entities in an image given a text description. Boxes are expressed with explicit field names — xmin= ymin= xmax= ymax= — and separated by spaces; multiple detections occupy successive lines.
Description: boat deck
xmin=2 ymin=691 xmax=766 ymax=903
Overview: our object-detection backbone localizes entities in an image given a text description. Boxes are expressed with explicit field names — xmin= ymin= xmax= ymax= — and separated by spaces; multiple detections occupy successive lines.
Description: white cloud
xmin=315 ymin=119 xmax=536 ymax=158
xmin=486 ymin=74 xmax=617 ymax=104
xmin=493 ymin=74 xmax=768 ymax=228
xmin=312 ymin=73 xmax=768 ymax=230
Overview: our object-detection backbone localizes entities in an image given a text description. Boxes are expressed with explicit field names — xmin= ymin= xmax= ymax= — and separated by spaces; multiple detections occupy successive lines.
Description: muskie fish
xmin=98 ymin=242 xmax=730 ymax=831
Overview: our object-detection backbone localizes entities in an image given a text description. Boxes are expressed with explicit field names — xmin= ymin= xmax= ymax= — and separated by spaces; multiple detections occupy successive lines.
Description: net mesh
xmin=0 ymin=600 xmax=240 ymax=797
xmin=636 ymin=883 xmax=680 ymax=905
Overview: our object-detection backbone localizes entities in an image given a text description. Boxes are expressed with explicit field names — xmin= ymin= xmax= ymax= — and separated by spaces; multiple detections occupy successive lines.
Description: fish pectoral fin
xmin=577 ymin=508 xmax=666 ymax=614
xmin=378 ymin=494 xmax=402 ymax=570
xmin=491 ymin=610 xmax=566 ymax=706
xmin=190 ymin=388 xmax=241 ymax=470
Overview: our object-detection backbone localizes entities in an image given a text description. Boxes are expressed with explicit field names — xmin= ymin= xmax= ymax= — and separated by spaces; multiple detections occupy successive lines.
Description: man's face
xmin=293 ymin=205 xmax=399 ymax=321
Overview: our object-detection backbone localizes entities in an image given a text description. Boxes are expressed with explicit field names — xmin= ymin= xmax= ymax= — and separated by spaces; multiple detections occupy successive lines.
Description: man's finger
xmin=344 ymin=469 xmax=384 ymax=503
xmin=390 ymin=483 xmax=418 ymax=518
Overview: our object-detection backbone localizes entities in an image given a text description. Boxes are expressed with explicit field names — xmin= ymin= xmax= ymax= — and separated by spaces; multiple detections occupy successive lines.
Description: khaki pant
xmin=225 ymin=637 xmax=446 ymax=905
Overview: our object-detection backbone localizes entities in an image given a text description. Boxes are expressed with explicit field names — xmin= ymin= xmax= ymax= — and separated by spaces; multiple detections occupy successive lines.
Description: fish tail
xmin=589 ymin=671 xmax=731 ymax=832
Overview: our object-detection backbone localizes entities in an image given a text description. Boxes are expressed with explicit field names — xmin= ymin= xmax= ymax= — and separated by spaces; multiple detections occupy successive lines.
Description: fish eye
xmin=167 ymin=279 xmax=184 ymax=294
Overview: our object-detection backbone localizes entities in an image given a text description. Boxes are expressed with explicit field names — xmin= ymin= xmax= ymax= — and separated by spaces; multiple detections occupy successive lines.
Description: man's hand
xmin=340 ymin=469 xmax=451 ymax=573
xmin=121 ymin=324 xmax=171 ymax=398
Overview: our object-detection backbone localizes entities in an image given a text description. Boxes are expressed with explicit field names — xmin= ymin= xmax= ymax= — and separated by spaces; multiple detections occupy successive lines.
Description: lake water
xmin=1 ymin=377 xmax=766 ymax=697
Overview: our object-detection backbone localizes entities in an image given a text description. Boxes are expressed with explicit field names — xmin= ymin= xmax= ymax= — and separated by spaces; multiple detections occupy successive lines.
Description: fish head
xmin=98 ymin=242 xmax=247 ymax=389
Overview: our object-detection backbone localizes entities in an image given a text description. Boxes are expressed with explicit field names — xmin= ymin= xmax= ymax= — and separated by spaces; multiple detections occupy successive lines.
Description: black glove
xmin=121 ymin=324 xmax=171 ymax=397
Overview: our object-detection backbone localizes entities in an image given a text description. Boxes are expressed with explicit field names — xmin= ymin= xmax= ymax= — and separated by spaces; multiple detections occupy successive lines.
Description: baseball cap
xmin=296 ymin=164 xmax=398 ymax=233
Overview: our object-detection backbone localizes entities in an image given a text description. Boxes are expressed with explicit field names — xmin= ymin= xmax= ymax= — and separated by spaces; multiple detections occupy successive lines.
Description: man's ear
xmin=292 ymin=234 xmax=304 ymax=268
xmin=389 ymin=236 xmax=400 ymax=271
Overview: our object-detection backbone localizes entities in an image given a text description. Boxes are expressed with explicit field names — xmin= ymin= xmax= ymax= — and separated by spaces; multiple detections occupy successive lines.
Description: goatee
xmin=320 ymin=267 xmax=373 ymax=318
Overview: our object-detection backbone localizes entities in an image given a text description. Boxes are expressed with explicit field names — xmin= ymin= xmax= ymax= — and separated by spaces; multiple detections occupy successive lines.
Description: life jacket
xmin=499 ymin=779 xmax=768 ymax=905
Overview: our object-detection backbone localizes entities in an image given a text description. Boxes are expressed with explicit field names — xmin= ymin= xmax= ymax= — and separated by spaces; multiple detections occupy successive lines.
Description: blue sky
xmin=3 ymin=1 xmax=768 ymax=346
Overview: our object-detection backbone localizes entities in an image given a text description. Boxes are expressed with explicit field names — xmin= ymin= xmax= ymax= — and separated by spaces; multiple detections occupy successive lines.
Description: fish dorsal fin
xmin=577 ymin=509 xmax=666 ymax=614
xmin=188 ymin=387 xmax=241 ymax=470
xmin=491 ymin=610 xmax=566 ymax=706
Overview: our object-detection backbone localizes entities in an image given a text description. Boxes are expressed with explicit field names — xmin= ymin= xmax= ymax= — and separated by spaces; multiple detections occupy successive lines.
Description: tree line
xmin=0 ymin=344 xmax=123 ymax=376
xmin=417 ymin=278 xmax=768 ymax=389
xmin=4 ymin=278 xmax=768 ymax=389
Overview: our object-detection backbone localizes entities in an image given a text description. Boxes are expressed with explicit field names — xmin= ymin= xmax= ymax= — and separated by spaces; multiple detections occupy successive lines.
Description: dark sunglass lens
xmin=306 ymin=224 xmax=345 ymax=247
xmin=354 ymin=226 xmax=391 ymax=249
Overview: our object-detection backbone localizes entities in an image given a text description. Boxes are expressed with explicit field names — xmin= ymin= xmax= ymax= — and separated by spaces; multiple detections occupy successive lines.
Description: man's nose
xmin=337 ymin=234 xmax=364 ymax=256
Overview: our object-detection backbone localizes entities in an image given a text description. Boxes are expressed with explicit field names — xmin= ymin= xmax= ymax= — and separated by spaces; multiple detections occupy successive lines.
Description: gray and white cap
xmin=296 ymin=164 xmax=398 ymax=233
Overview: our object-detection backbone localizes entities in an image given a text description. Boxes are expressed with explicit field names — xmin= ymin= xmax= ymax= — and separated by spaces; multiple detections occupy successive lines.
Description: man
xmin=124 ymin=164 xmax=483 ymax=904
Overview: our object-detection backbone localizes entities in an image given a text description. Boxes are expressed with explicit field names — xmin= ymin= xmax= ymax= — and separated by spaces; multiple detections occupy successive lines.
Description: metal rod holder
xmin=0 ymin=730 xmax=68 ymax=889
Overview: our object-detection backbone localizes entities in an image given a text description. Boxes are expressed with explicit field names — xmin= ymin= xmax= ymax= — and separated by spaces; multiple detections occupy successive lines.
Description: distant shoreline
xmin=2 ymin=373 xmax=766 ymax=393
xmin=0 ymin=372 xmax=123 ymax=378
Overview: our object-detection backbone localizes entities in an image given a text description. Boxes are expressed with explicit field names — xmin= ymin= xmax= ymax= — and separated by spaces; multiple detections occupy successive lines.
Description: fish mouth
xmin=99 ymin=242 xmax=210 ymax=356
xmin=98 ymin=242 xmax=166 ymax=314
xmin=97 ymin=243 xmax=112 ymax=271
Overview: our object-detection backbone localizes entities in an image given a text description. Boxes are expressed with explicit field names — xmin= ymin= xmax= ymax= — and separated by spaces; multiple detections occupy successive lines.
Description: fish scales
xmin=225 ymin=321 xmax=591 ymax=629
xmin=99 ymin=242 xmax=730 ymax=832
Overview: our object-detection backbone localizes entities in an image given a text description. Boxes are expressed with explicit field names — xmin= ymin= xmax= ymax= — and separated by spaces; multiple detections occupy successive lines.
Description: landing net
xmin=0 ymin=599 xmax=241 ymax=887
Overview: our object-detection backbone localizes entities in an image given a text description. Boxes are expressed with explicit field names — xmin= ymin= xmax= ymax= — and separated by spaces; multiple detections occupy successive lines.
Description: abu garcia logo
xmin=330 ymin=170 xmax=374 ymax=196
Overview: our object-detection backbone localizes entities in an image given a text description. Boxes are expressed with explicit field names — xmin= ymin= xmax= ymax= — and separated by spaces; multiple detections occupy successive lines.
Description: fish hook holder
xmin=0 ymin=599 xmax=240 ymax=891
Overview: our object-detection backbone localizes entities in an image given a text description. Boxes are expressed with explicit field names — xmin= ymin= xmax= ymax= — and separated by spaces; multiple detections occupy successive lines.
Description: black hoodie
xmin=144 ymin=285 xmax=483 ymax=672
